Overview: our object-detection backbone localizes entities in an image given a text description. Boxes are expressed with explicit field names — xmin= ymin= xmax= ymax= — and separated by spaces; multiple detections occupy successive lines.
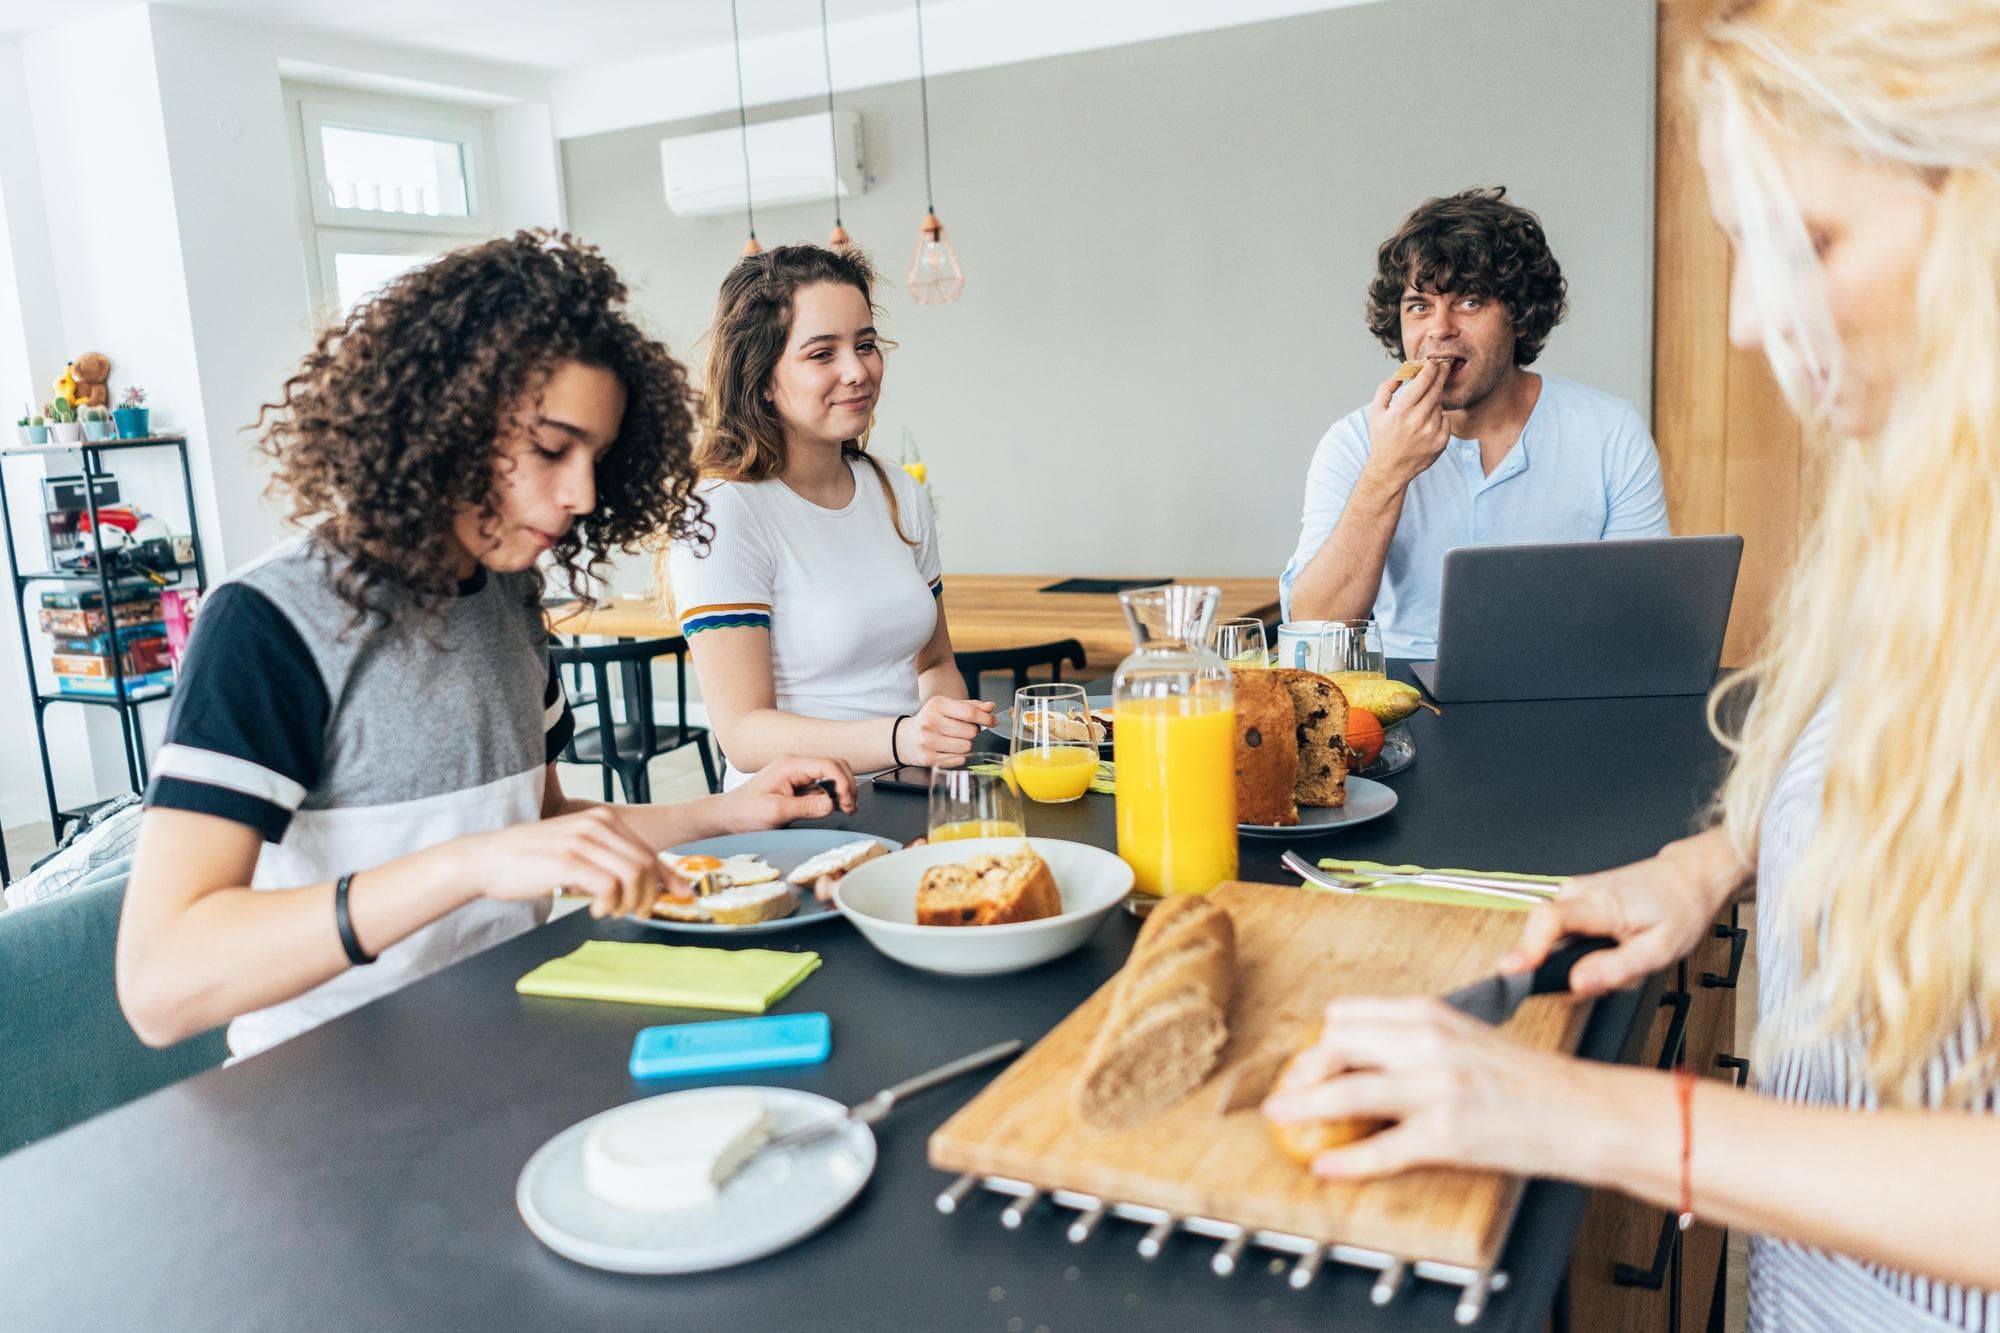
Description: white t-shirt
xmin=668 ymin=456 xmax=943 ymax=788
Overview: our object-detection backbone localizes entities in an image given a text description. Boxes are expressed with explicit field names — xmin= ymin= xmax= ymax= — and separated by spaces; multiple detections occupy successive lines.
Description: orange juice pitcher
xmin=1113 ymin=585 xmax=1238 ymax=897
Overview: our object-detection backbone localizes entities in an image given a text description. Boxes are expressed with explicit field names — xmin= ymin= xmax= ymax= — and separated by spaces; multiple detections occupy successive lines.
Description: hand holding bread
xmin=1364 ymin=356 xmax=1451 ymax=489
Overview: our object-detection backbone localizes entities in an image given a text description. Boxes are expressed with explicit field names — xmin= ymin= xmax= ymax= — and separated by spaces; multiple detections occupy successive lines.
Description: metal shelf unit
xmin=0 ymin=434 xmax=207 ymax=837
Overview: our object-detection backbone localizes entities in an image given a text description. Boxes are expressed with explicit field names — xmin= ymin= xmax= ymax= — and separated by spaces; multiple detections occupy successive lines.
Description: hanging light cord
xmin=730 ymin=0 xmax=757 ymax=243
xmin=914 ymin=0 xmax=935 ymax=213
xmin=820 ymin=0 xmax=842 ymax=229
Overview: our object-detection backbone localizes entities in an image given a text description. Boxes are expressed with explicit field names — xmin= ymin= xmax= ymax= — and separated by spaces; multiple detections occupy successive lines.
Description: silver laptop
xmin=1409 ymin=535 xmax=1743 ymax=702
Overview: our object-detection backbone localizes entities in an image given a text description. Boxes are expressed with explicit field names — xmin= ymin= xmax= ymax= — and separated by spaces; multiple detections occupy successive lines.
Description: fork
xmin=1281 ymin=850 xmax=1557 ymax=906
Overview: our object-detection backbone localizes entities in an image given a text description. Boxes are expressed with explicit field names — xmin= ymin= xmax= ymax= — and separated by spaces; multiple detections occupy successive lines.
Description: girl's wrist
xmin=1565 ymin=1059 xmax=1678 ymax=1194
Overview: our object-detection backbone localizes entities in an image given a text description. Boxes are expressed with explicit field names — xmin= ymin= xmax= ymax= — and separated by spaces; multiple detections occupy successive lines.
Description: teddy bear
xmin=70 ymin=352 xmax=111 ymax=409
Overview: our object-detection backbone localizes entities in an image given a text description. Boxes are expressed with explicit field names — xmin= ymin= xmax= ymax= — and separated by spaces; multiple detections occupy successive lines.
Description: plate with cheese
xmin=641 ymin=829 xmax=900 ymax=935
xmin=516 ymin=1086 xmax=875 ymax=1274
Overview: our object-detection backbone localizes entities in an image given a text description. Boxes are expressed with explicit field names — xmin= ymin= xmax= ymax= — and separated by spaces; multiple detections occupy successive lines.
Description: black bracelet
xmin=890 ymin=714 xmax=912 ymax=767
xmin=334 ymin=872 xmax=376 ymax=966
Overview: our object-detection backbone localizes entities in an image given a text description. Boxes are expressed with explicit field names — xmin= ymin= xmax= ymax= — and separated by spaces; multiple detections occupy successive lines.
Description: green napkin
xmin=1310 ymin=858 xmax=1562 ymax=913
xmin=516 ymin=940 xmax=821 ymax=1011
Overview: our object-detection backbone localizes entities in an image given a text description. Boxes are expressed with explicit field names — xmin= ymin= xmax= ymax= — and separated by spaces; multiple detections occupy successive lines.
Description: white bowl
xmin=833 ymin=837 xmax=1134 ymax=976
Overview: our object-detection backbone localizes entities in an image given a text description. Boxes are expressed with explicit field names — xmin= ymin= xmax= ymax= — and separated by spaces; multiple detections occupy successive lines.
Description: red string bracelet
xmin=1675 ymin=1063 xmax=1697 ymax=1230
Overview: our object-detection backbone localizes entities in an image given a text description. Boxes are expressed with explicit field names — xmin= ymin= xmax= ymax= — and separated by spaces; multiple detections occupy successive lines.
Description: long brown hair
xmin=696 ymin=244 xmax=915 ymax=544
xmin=258 ymin=229 xmax=705 ymax=623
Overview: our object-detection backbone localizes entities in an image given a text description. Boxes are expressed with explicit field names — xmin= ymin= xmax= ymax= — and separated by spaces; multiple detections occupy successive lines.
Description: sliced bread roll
xmin=1272 ymin=668 xmax=1349 ymax=808
xmin=1074 ymin=894 xmax=1235 ymax=1132
xmin=915 ymin=848 xmax=1062 ymax=926
xmin=1267 ymin=1025 xmax=1387 ymax=1163
xmin=1229 ymin=668 xmax=1299 ymax=826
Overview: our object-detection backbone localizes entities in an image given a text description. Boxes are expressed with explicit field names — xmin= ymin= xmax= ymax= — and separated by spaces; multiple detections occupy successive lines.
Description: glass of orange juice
xmin=1009 ymin=683 xmax=1100 ymax=804
xmin=928 ymin=754 xmax=1027 ymax=841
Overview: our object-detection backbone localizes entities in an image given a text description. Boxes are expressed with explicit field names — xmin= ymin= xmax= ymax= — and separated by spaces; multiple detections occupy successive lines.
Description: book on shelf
xmin=50 ymin=637 xmax=172 ymax=679
xmin=38 ymin=599 xmax=163 ymax=637
xmin=55 ymin=667 xmax=175 ymax=699
xmin=37 ymin=577 xmax=161 ymax=609
xmin=49 ymin=620 xmax=168 ymax=656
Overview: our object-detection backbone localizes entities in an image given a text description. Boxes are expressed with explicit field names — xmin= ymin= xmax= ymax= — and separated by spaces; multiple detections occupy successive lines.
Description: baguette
xmin=1073 ymin=895 xmax=1235 ymax=1132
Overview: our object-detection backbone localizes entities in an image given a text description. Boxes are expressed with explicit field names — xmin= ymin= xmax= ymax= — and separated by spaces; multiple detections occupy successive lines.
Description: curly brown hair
xmin=257 ymin=229 xmax=705 ymax=625
xmin=1364 ymin=187 xmax=1569 ymax=366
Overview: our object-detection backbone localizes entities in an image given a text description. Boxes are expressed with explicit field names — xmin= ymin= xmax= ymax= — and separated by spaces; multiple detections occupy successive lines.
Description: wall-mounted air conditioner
xmin=659 ymin=109 xmax=864 ymax=219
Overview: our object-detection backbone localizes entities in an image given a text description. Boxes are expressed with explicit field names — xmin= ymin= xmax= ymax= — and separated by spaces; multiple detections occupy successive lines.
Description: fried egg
xmin=719 ymin=854 xmax=779 ymax=885
xmin=668 ymin=854 xmax=726 ymax=879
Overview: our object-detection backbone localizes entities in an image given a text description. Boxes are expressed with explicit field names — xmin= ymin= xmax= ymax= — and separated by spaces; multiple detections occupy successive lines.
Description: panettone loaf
xmin=1272 ymin=668 xmax=1349 ymax=808
xmin=1229 ymin=668 xmax=1299 ymax=826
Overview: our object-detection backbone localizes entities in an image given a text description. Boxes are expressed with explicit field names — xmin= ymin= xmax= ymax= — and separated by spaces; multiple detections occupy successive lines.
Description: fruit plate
xmin=1238 ymin=776 xmax=1398 ymax=838
xmin=1353 ymin=719 xmax=1416 ymax=778
xmin=637 ymin=829 xmax=900 ymax=936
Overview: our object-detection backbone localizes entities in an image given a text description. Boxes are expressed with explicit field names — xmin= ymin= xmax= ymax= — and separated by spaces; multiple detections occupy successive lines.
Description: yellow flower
xmin=902 ymin=461 xmax=928 ymax=484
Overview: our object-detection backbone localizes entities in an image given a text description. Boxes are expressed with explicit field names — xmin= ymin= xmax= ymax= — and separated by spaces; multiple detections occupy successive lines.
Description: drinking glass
xmin=1009 ymin=683 xmax=1098 ymax=804
xmin=1210 ymin=618 xmax=1270 ymax=669
xmin=928 ymin=753 xmax=1027 ymax=840
xmin=1317 ymin=618 xmax=1386 ymax=683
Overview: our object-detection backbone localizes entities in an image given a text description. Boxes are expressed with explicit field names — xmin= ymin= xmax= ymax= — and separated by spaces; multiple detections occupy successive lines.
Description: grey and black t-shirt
xmin=144 ymin=536 xmax=574 ymax=1058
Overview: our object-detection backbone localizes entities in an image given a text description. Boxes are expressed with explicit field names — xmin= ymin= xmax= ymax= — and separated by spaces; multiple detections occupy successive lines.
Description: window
xmin=287 ymin=89 xmax=497 ymax=318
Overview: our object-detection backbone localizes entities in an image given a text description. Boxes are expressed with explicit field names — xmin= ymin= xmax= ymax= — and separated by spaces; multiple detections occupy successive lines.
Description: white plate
xmin=639 ymin=829 xmax=901 ymax=936
xmin=516 ymin=1086 xmax=876 ymax=1274
xmin=1238 ymin=775 xmax=1398 ymax=838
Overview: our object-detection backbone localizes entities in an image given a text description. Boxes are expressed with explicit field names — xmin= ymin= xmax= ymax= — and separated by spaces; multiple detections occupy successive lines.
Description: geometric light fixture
xmin=819 ymin=0 xmax=852 ymax=254
xmin=904 ymin=0 xmax=963 ymax=303
xmin=729 ymin=0 xmax=762 ymax=257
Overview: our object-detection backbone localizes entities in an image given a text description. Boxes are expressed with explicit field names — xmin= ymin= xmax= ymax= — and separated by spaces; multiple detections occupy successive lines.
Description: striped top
xmin=665 ymin=459 xmax=944 ymax=789
xmin=1748 ymin=699 xmax=1999 ymax=1331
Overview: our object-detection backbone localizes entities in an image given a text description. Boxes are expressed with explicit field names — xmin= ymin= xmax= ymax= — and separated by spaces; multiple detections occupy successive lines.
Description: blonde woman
xmin=665 ymin=245 xmax=991 ymax=789
xmin=1265 ymin=1 xmax=2000 ymax=1324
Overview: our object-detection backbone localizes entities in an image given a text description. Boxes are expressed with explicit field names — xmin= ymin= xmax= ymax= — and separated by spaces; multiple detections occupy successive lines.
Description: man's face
xmin=1399 ymin=285 xmax=1518 ymax=412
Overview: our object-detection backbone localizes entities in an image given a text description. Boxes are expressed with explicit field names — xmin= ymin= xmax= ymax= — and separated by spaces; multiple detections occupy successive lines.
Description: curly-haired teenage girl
xmin=117 ymin=231 xmax=853 ymax=1059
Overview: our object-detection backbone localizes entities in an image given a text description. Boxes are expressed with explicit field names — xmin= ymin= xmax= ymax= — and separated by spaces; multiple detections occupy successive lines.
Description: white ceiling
xmin=0 ymin=0 xmax=920 ymax=72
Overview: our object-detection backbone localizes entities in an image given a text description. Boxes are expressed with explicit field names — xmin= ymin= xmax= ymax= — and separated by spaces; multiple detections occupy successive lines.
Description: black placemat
xmin=1038 ymin=577 xmax=1172 ymax=595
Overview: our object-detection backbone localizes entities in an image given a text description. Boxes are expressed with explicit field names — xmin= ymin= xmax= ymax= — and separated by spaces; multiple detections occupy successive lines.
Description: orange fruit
xmin=1344 ymin=708 xmax=1386 ymax=769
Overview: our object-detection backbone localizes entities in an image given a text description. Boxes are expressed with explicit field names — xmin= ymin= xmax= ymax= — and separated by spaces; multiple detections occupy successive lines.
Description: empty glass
xmin=1277 ymin=618 xmax=1384 ymax=680
xmin=1211 ymin=618 xmax=1270 ymax=669
xmin=928 ymin=754 xmax=1027 ymax=840
xmin=1009 ymin=683 xmax=1098 ymax=803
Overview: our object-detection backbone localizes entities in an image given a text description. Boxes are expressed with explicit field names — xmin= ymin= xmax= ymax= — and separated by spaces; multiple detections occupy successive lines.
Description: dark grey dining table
xmin=0 ymin=674 xmax=1726 ymax=1331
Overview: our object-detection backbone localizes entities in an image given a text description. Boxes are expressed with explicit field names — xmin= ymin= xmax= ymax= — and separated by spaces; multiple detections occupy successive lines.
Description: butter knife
xmin=759 ymin=1038 xmax=1023 ymax=1155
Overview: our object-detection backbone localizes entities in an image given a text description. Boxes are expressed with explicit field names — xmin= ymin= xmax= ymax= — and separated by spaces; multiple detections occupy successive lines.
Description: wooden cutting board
xmin=928 ymin=881 xmax=1592 ymax=1271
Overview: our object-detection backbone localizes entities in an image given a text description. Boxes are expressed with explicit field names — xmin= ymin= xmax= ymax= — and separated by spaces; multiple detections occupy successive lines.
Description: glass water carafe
xmin=1112 ymin=585 xmax=1238 ymax=897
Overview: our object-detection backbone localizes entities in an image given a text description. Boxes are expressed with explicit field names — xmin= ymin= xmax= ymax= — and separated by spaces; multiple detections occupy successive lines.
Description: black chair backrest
xmin=546 ymin=636 xmax=697 ymax=770
xmin=954 ymin=638 xmax=1088 ymax=701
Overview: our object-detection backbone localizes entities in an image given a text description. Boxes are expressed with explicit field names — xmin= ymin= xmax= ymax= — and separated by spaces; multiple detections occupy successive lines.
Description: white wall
xmin=561 ymin=0 xmax=1657 ymax=588
xmin=0 ymin=7 xmax=565 ymax=833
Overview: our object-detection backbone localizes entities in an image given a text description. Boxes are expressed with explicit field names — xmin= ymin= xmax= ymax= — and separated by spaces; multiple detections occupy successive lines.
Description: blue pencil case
xmin=628 ymin=1011 xmax=832 ymax=1079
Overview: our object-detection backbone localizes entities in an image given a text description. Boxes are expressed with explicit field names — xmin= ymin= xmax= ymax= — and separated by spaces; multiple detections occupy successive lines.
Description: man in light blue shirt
xmin=1281 ymin=188 xmax=1669 ymax=660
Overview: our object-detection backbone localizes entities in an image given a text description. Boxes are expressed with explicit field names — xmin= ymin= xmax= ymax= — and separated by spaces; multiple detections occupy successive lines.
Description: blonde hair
xmin=1690 ymin=0 xmax=2000 ymax=1105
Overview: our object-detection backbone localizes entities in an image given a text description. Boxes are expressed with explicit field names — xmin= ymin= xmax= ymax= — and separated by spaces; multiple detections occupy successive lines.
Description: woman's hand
xmin=1261 ymin=996 xmax=1605 ymax=1180
xmin=898 ymin=696 xmax=996 ymax=766
xmin=717 ymin=754 xmax=858 ymax=830
xmin=1499 ymin=828 xmax=1749 ymax=995
xmin=460 ymin=807 xmax=668 ymax=920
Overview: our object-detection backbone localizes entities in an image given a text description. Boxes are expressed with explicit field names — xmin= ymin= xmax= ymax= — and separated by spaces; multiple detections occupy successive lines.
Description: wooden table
xmin=549 ymin=576 xmax=1280 ymax=669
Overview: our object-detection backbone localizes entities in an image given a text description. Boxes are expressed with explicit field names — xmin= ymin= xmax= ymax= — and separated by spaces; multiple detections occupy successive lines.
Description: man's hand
xmin=1360 ymin=358 xmax=1451 ymax=492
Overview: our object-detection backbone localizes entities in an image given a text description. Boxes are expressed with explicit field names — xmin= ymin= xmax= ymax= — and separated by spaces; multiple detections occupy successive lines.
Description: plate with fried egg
xmin=642 ymin=829 xmax=902 ymax=936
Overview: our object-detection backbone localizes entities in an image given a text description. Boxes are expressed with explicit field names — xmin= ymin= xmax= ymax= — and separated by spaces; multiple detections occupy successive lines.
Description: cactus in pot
xmin=113 ymin=386 xmax=150 ymax=440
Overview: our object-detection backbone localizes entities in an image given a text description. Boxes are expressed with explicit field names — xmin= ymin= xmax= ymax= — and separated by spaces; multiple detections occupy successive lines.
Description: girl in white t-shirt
xmin=665 ymin=246 xmax=993 ymax=788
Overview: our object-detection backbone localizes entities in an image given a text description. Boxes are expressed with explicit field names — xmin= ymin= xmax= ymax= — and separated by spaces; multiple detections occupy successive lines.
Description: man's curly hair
xmin=256 ymin=229 xmax=705 ymax=625
xmin=1364 ymin=187 xmax=1569 ymax=366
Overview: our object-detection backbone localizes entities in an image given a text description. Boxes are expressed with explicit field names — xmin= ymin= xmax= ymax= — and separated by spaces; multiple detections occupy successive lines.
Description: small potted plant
xmin=80 ymin=404 xmax=114 ymax=441
xmin=46 ymin=396 xmax=82 ymax=445
xmin=113 ymin=386 xmax=150 ymax=440
xmin=23 ymin=410 xmax=48 ymax=445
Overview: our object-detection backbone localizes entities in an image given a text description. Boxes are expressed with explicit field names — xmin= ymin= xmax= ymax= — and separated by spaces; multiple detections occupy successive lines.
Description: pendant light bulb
xmin=828 ymin=223 xmax=852 ymax=254
xmin=742 ymin=236 xmax=764 ymax=257
xmin=906 ymin=212 xmax=963 ymax=305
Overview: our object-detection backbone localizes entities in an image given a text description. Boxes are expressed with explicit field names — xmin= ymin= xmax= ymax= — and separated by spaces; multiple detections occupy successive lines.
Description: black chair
xmin=550 ymin=636 xmax=719 ymax=802
xmin=954 ymin=639 xmax=1088 ymax=703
